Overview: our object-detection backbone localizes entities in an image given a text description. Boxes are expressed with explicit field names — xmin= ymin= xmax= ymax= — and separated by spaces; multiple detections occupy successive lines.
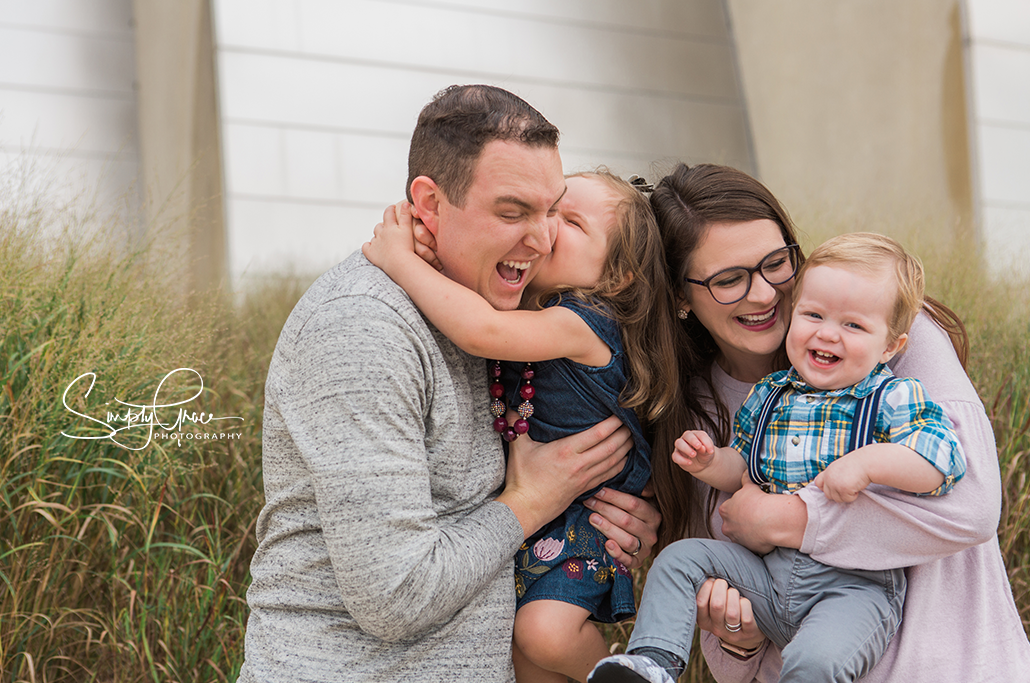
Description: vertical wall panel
xmin=211 ymin=0 xmax=752 ymax=281
xmin=0 ymin=0 xmax=139 ymax=219
xmin=966 ymin=0 xmax=1030 ymax=274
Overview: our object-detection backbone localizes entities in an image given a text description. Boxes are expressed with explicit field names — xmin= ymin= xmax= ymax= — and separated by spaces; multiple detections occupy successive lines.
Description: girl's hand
xmin=672 ymin=430 xmax=716 ymax=473
xmin=362 ymin=202 xmax=420 ymax=273
xmin=411 ymin=213 xmax=443 ymax=272
xmin=696 ymin=578 xmax=767 ymax=650
xmin=812 ymin=456 xmax=870 ymax=503
xmin=584 ymin=484 xmax=661 ymax=570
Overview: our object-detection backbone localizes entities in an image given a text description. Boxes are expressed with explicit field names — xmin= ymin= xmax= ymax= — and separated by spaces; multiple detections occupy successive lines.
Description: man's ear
xmin=410 ymin=176 xmax=443 ymax=236
xmin=881 ymin=332 xmax=909 ymax=363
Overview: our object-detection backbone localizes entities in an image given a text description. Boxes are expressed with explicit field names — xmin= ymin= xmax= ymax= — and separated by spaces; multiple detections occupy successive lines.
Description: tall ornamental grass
xmin=1 ymin=189 xmax=305 ymax=682
xmin=1 ymin=191 xmax=1027 ymax=683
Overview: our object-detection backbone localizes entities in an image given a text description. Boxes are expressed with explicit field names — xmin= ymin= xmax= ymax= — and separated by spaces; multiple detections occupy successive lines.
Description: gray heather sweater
xmin=237 ymin=253 xmax=524 ymax=682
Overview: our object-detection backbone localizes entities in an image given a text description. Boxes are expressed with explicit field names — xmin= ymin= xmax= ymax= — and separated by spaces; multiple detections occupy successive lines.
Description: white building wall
xmin=965 ymin=0 xmax=1030 ymax=274
xmin=211 ymin=0 xmax=753 ymax=281
xmin=0 ymin=0 xmax=139 ymax=218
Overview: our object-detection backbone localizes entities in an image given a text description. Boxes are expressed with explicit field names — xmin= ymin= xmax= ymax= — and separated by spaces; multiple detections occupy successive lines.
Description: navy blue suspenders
xmin=748 ymin=379 xmax=893 ymax=491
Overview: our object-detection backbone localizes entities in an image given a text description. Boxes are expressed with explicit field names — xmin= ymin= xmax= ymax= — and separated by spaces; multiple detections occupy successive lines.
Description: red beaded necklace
xmin=488 ymin=361 xmax=536 ymax=442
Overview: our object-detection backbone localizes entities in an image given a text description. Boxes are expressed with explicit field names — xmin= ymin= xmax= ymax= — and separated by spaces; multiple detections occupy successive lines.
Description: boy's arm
xmin=672 ymin=430 xmax=747 ymax=493
xmin=700 ymin=448 xmax=748 ymax=493
xmin=363 ymin=203 xmax=607 ymax=365
xmin=813 ymin=443 xmax=945 ymax=503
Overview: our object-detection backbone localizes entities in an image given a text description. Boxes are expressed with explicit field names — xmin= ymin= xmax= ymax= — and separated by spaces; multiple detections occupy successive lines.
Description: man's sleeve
xmin=273 ymin=293 xmax=524 ymax=642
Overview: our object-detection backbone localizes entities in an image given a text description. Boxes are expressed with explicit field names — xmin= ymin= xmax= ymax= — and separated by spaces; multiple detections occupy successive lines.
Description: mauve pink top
xmin=698 ymin=313 xmax=1030 ymax=682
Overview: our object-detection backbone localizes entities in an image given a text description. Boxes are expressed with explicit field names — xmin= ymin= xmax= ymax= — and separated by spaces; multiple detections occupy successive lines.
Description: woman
xmin=647 ymin=163 xmax=1030 ymax=681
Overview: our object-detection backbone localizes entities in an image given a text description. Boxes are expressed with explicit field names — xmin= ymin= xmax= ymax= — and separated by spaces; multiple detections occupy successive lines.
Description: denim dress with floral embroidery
xmin=504 ymin=296 xmax=650 ymax=623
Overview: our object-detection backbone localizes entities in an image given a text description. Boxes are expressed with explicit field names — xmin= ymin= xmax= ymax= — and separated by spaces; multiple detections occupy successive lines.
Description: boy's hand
xmin=672 ymin=430 xmax=716 ymax=473
xmin=362 ymin=202 xmax=419 ymax=272
xmin=812 ymin=455 xmax=872 ymax=503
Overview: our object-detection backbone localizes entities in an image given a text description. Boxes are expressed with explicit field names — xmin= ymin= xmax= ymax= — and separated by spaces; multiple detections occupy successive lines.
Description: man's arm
xmin=272 ymin=282 xmax=629 ymax=641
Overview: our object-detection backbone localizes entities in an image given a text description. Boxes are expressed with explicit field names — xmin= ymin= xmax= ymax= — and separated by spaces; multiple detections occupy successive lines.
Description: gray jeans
xmin=629 ymin=539 xmax=906 ymax=682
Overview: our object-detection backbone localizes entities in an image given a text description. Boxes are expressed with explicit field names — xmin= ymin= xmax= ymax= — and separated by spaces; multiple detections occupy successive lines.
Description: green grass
xmin=1 ymin=194 xmax=1027 ymax=682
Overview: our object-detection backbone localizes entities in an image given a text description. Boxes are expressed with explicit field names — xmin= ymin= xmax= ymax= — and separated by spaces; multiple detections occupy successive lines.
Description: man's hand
xmin=672 ymin=430 xmax=717 ymax=474
xmin=498 ymin=415 xmax=632 ymax=540
xmin=812 ymin=455 xmax=871 ymax=503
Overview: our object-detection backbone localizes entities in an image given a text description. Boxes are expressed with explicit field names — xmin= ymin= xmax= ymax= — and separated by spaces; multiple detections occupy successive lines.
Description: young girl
xmin=363 ymin=170 xmax=680 ymax=683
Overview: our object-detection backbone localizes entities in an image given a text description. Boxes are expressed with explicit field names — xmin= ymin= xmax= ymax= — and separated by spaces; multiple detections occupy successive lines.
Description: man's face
xmin=433 ymin=140 xmax=566 ymax=310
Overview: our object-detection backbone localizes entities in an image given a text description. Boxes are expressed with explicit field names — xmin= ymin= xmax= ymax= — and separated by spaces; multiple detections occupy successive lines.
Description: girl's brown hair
xmin=531 ymin=169 xmax=681 ymax=439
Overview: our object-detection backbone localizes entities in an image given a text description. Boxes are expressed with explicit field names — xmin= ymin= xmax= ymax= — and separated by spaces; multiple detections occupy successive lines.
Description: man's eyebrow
xmin=550 ymin=185 xmax=568 ymax=210
xmin=494 ymin=195 xmax=532 ymax=210
xmin=493 ymin=185 xmax=567 ymax=211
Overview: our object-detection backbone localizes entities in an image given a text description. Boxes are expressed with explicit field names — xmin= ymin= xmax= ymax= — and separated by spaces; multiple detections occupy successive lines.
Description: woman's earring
xmin=677 ymin=309 xmax=689 ymax=320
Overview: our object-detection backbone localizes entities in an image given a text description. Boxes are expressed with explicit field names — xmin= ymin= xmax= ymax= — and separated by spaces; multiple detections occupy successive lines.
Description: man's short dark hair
xmin=406 ymin=84 xmax=560 ymax=207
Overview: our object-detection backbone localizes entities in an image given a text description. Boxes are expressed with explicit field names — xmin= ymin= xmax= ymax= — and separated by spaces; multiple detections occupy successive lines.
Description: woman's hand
xmin=498 ymin=415 xmax=632 ymax=540
xmin=584 ymin=484 xmax=661 ymax=570
xmin=719 ymin=473 xmax=807 ymax=555
xmin=696 ymin=579 xmax=767 ymax=650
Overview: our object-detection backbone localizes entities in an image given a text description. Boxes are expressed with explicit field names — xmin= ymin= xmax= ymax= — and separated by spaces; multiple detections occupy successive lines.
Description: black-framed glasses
xmin=685 ymin=244 xmax=800 ymax=305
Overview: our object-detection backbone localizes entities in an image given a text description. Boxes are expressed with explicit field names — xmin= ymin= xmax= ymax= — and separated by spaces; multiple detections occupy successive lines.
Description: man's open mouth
xmin=498 ymin=260 xmax=530 ymax=284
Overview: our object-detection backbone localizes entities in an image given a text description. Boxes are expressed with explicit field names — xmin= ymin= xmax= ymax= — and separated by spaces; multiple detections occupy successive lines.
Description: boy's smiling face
xmin=786 ymin=264 xmax=907 ymax=391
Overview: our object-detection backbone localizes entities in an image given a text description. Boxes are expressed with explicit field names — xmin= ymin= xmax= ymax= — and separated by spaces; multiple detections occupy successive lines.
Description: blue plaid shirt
xmin=729 ymin=364 xmax=966 ymax=495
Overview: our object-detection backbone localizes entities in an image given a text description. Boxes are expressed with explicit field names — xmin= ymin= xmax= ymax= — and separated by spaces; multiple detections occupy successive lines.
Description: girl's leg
xmin=514 ymin=599 xmax=610 ymax=683
xmin=513 ymin=640 xmax=569 ymax=683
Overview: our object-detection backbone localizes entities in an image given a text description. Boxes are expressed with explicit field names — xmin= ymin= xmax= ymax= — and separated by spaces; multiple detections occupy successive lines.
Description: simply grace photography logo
xmin=61 ymin=367 xmax=244 ymax=450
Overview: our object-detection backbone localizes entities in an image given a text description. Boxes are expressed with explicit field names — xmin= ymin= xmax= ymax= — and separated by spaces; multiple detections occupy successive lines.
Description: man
xmin=237 ymin=85 xmax=657 ymax=682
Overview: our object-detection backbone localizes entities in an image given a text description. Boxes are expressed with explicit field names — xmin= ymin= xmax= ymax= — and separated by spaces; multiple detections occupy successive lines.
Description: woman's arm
xmin=363 ymin=203 xmax=609 ymax=365
xmin=720 ymin=314 xmax=1000 ymax=568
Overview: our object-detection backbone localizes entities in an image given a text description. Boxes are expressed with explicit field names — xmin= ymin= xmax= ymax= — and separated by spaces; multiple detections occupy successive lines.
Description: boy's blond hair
xmin=794 ymin=232 xmax=924 ymax=343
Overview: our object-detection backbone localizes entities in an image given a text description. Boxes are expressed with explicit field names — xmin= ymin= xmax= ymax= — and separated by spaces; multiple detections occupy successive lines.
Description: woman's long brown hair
xmin=648 ymin=163 xmax=804 ymax=551
xmin=648 ymin=163 xmax=970 ymax=552
xmin=530 ymin=170 xmax=682 ymax=451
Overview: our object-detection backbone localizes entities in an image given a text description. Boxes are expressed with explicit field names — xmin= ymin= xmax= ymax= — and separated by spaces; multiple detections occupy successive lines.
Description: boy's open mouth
xmin=810 ymin=349 xmax=840 ymax=366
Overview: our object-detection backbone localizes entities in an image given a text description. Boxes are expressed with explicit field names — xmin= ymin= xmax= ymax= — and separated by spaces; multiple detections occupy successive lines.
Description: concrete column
xmin=726 ymin=0 xmax=975 ymax=247
xmin=132 ymin=0 xmax=226 ymax=294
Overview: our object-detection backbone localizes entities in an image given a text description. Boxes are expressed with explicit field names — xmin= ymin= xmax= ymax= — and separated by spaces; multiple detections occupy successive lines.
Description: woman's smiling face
xmin=681 ymin=219 xmax=794 ymax=382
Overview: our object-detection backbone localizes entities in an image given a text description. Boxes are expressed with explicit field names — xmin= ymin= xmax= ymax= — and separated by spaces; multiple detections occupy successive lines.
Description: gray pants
xmin=629 ymin=539 xmax=906 ymax=682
